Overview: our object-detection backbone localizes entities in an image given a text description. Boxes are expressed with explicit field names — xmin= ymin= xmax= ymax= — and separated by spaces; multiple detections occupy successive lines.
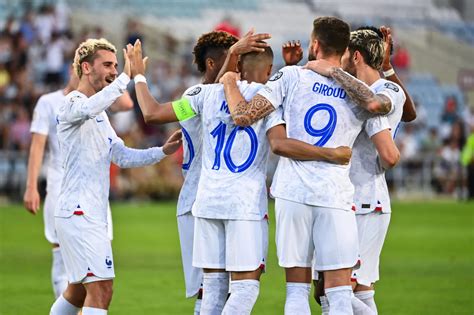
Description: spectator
xmin=214 ymin=16 xmax=241 ymax=37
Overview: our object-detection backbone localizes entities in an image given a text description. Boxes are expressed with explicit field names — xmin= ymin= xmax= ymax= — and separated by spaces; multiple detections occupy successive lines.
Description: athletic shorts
xmin=193 ymin=217 xmax=268 ymax=272
xmin=55 ymin=214 xmax=115 ymax=284
xmin=45 ymin=187 xmax=113 ymax=244
xmin=351 ymin=212 xmax=391 ymax=286
xmin=177 ymin=212 xmax=203 ymax=298
xmin=275 ymin=198 xmax=360 ymax=271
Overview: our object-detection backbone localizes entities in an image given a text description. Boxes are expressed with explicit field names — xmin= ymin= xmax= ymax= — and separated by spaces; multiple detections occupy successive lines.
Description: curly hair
xmin=73 ymin=38 xmax=116 ymax=78
xmin=192 ymin=31 xmax=238 ymax=73
xmin=357 ymin=25 xmax=393 ymax=55
xmin=348 ymin=29 xmax=385 ymax=70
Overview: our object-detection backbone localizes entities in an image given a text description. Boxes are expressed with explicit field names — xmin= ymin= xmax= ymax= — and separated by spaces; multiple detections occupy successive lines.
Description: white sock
xmin=82 ymin=307 xmax=107 ymax=314
xmin=52 ymin=247 xmax=68 ymax=298
xmin=321 ymin=295 xmax=330 ymax=315
xmin=50 ymin=294 xmax=80 ymax=315
xmin=325 ymin=285 xmax=353 ymax=315
xmin=351 ymin=292 xmax=375 ymax=315
xmin=222 ymin=279 xmax=260 ymax=315
xmin=194 ymin=298 xmax=202 ymax=315
xmin=284 ymin=282 xmax=311 ymax=315
xmin=201 ymin=272 xmax=229 ymax=315
xmin=354 ymin=290 xmax=377 ymax=314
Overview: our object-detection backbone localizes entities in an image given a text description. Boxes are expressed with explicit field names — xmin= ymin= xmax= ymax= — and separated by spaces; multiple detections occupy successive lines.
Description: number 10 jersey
xmin=184 ymin=81 xmax=284 ymax=221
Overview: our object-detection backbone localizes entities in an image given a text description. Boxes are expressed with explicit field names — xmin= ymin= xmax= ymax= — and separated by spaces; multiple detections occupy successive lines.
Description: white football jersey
xmin=30 ymin=89 xmax=64 ymax=190
xmin=177 ymin=111 xmax=202 ymax=216
xmin=351 ymin=78 xmax=406 ymax=214
xmin=258 ymin=66 xmax=386 ymax=211
xmin=56 ymin=73 xmax=165 ymax=223
xmin=185 ymin=81 xmax=284 ymax=220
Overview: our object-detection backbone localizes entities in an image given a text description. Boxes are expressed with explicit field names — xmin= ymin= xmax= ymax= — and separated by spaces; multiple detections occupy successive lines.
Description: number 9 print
xmin=304 ymin=103 xmax=337 ymax=147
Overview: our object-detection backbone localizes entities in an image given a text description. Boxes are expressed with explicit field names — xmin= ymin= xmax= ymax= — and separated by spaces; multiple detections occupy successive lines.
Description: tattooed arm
xmin=220 ymin=72 xmax=275 ymax=126
xmin=304 ymin=60 xmax=392 ymax=114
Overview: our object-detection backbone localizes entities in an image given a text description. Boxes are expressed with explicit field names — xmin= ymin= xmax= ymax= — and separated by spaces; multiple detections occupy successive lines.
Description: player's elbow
xmin=366 ymin=100 xmax=385 ymax=114
xmin=402 ymin=111 xmax=417 ymax=122
xmin=232 ymin=114 xmax=253 ymax=127
xmin=381 ymin=149 xmax=400 ymax=169
xmin=269 ymin=138 xmax=286 ymax=156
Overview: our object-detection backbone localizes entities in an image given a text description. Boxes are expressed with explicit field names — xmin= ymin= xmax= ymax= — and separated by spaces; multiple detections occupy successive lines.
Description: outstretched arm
xmin=304 ymin=60 xmax=392 ymax=114
xmin=220 ymin=72 xmax=275 ymax=126
xmin=371 ymin=129 xmax=400 ymax=170
xmin=23 ymin=133 xmax=47 ymax=214
xmin=215 ymin=29 xmax=271 ymax=83
xmin=129 ymin=40 xmax=178 ymax=124
xmin=111 ymin=129 xmax=182 ymax=168
xmin=380 ymin=26 xmax=416 ymax=122
xmin=267 ymin=124 xmax=351 ymax=164
xmin=109 ymin=91 xmax=134 ymax=113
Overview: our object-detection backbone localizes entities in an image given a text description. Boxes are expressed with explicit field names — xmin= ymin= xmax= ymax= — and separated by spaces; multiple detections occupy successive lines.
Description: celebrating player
xmin=23 ymin=67 xmax=133 ymax=299
xmin=220 ymin=16 xmax=397 ymax=315
xmin=49 ymin=38 xmax=182 ymax=315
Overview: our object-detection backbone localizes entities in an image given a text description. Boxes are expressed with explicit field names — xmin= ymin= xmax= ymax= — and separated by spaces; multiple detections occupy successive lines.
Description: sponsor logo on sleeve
xmin=186 ymin=86 xmax=202 ymax=96
xmin=269 ymin=71 xmax=283 ymax=81
xmin=384 ymin=82 xmax=399 ymax=92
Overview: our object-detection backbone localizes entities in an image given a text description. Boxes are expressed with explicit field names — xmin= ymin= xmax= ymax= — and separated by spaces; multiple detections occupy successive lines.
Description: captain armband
xmin=171 ymin=97 xmax=196 ymax=121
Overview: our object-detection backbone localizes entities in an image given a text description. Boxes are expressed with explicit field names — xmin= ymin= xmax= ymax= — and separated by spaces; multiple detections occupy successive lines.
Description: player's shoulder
xmin=372 ymin=78 xmax=402 ymax=94
xmin=37 ymin=89 xmax=63 ymax=106
xmin=270 ymin=65 xmax=301 ymax=82
xmin=183 ymin=83 xmax=214 ymax=98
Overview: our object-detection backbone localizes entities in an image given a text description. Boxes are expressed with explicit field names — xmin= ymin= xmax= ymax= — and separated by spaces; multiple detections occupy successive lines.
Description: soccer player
xmin=131 ymin=36 xmax=352 ymax=313
xmin=23 ymin=68 xmax=133 ymax=299
xmin=49 ymin=38 xmax=182 ymax=315
xmin=220 ymin=16 xmax=398 ymax=315
xmin=130 ymin=30 xmax=270 ymax=314
xmin=305 ymin=29 xmax=406 ymax=314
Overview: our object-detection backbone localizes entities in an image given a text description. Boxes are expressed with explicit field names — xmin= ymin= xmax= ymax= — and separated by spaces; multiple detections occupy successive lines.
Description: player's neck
xmin=356 ymin=66 xmax=380 ymax=87
xmin=319 ymin=55 xmax=341 ymax=68
xmin=76 ymin=79 xmax=96 ymax=97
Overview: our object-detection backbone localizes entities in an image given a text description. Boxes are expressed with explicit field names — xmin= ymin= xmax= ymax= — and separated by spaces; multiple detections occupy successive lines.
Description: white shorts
xmin=193 ymin=217 xmax=268 ymax=272
xmin=351 ymin=212 xmax=391 ymax=286
xmin=44 ymin=186 xmax=113 ymax=243
xmin=177 ymin=212 xmax=203 ymax=298
xmin=275 ymin=198 xmax=359 ymax=271
xmin=55 ymin=215 xmax=115 ymax=284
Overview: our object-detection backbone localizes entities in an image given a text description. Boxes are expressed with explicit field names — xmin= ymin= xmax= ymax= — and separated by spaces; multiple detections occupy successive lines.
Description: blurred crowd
xmin=0 ymin=2 xmax=473 ymax=201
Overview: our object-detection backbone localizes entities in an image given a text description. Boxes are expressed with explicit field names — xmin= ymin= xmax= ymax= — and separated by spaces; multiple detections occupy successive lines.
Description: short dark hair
xmin=357 ymin=25 xmax=393 ymax=55
xmin=192 ymin=31 xmax=239 ymax=73
xmin=348 ymin=29 xmax=384 ymax=70
xmin=240 ymin=44 xmax=273 ymax=66
xmin=312 ymin=17 xmax=350 ymax=56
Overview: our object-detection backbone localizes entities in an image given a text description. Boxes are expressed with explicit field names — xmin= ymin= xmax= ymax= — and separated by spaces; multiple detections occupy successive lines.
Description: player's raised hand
xmin=331 ymin=146 xmax=352 ymax=165
xmin=163 ymin=129 xmax=183 ymax=155
xmin=219 ymin=71 xmax=240 ymax=84
xmin=282 ymin=40 xmax=303 ymax=66
xmin=380 ymin=26 xmax=393 ymax=71
xmin=229 ymin=28 xmax=271 ymax=55
xmin=130 ymin=39 xmax=148 ymax=77
xmin=23 ymin=187 xmax=40 ymax=214
xmin=303 ymin=60 xmax=334 ymax=77
xmin=123 ymin=44 xmax=132 ymax=78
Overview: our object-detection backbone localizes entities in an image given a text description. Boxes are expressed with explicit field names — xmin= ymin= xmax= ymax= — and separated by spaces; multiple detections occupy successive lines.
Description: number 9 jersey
xmin=258 ymin=66 xmax=389 ymax=211
xmin=183 ymin=81 xmax=284 ymax=221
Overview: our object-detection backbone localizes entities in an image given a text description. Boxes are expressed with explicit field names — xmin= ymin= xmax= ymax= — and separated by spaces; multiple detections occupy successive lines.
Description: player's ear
xmin=353 ymin=50 xmax=361 ymax=64
xmin=206 ymin=58 xmax=215 ymax=71
xmin=237 ymin=59 xmax=242 ymax=73
xmin=266 ymin=63 xmax=273 ymax=77
xmin=81 ymin=62 xmax=92 ymax=75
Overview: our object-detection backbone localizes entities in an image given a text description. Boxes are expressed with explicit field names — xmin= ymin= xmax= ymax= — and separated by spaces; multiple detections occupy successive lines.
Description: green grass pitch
xmin=1 ymin=201 xmax=473 ymax=314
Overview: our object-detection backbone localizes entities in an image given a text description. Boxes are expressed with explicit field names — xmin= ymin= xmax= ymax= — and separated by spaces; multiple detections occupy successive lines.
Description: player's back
xmin=261 ymin=66 xmax=373 ymax=211
xmin=185 ymin=81 xmax=283 ymax=221
xmin=350 ymin=78 xmax=405 ymax=214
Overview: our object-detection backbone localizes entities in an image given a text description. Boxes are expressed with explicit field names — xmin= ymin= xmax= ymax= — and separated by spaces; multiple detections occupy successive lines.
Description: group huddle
xmin=24 ymin=15 xmax=415 ymax=315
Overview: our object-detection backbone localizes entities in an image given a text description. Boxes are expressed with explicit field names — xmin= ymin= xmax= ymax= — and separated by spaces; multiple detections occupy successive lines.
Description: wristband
xmin=383 ymin=68 xmax=395 ymax=78
xmin=134 ymin=74 xmax=147 ymax=84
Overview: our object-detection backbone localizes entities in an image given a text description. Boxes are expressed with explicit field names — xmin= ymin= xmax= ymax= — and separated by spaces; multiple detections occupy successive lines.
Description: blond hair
xmin=73 ymin=38 xmax=117 ymax=78
xmin=348 ymin=30 xmax=385 ymax=70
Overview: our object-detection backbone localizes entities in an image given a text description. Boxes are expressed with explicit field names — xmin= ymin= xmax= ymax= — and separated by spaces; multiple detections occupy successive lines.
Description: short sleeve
xmin=376 ymin=82 xmax=406 ymax=115
xmin=257 ymin=66 xmax=298 ymax=109
xmin=30 ymin=95 xmax=51 ymax=135
xmin=181 ymin=84 xmax=207 ymax=115
xmin=365 ymin=115 xmax=391 ymax=138
xmin=263 ymin=106 xmax=285 ymax=132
